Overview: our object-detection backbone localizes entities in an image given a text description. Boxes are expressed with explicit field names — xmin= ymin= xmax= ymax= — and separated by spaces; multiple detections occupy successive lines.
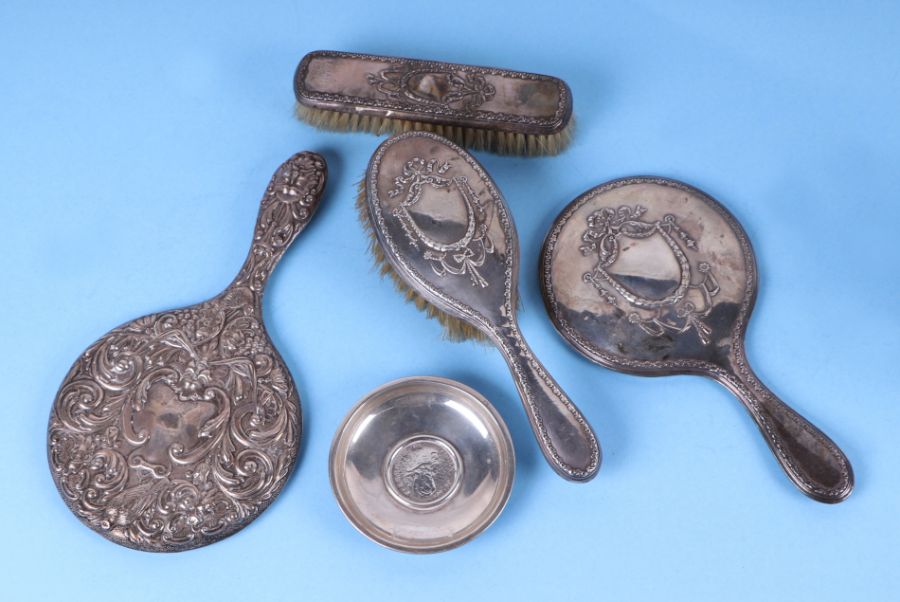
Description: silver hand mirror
xmin=540 ymin=176 xmax=853 ymax=503
xmin=47 ymin=152 xmax=327 ymax=551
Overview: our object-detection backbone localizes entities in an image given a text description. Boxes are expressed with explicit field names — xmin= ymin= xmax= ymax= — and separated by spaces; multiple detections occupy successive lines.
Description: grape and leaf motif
xmin=47 ymin=152 xmax=326 ymax=551
xmin=389 ymin=157 xmax=495 ymax=288
xmin=367 ymin=65 xmax=496 ymax=111
xmin=580 ymin=205 xmax=720 ymax=344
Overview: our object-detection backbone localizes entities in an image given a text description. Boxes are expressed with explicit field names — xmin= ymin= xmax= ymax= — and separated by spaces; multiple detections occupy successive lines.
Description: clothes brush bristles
xmin=299 ymin=104 xmax=573 ymax=157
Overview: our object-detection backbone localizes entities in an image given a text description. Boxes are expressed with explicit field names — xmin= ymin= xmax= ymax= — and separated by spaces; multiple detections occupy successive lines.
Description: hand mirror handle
xmin=715 ymin=348 xmax=854 ymax=503
xmin=230 ymin=152 xmax=328 ymax=296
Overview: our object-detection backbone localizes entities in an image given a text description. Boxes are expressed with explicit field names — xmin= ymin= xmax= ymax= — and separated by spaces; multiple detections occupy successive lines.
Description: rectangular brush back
xmin=294 ymin=50 xmax=572 ymax=136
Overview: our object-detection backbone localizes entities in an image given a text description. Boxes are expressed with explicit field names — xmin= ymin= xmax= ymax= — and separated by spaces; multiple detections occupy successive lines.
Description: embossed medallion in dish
xmin=385 ymin=434 xmax=463 ymax=510
xmin=329 ymin=377 xmax=515 ymax=553
xmin=539 ymin=177 xmax=854 ymax=503
xmin=47 ymin=152 xmax=328 ymax=551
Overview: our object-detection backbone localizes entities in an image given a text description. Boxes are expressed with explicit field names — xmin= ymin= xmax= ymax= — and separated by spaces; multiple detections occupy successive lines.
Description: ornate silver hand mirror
xmin=47 ymin=152 xmax=327 ymax=550
xmin=540 ymin=176 xmax=853 ymax=503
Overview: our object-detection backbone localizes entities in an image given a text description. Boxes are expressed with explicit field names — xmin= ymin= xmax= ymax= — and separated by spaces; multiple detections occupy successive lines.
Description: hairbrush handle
xmin=496 ymin=326 xmax=601 ymax=482
xmin=716 ymin=352 xmax=853 ymax=503
xmin=232 ymin=151 xmax=327 ymax=294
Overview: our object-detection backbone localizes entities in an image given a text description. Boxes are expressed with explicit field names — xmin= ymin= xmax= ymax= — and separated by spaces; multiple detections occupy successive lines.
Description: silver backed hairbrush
xmin=295 ymin=50 xmax=574 ymax=156
xmin=359 ymin=131 xmax=600 ymax=482
xmin=47 ymin=152 xmax=328 ymax=551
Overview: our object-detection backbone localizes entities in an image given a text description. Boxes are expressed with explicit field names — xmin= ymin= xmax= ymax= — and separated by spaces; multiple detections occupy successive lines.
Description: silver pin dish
xmin=329 ymin=377 xmax=515 ymax=553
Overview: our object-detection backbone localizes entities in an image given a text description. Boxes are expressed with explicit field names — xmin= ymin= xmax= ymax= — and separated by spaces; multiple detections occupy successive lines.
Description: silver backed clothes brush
xmin=47 ymin=152 xmax=328 ymax=551
xmin=358 ymin=131 xmax=600 ymax=482
xmin=295 ymin=50 xmax=574 ymax=156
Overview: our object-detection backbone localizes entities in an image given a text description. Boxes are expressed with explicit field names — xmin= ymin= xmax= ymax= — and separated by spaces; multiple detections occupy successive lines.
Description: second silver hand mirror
xmin=540 ymin=176 xmax=853 ymax=503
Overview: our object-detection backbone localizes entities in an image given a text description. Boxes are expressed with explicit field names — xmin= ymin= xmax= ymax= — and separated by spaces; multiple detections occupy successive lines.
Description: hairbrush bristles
xmin=298 ymin=104 xmax=573 ymax=156
xmin=355 ymin=179 xmax=489 ymax=342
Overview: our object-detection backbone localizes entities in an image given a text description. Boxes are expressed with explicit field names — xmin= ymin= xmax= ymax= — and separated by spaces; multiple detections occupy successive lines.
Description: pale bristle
xmin=297 ymin=103 xmax=573 ymax=156
xmin=355 ymin=179 xmax=489 ymax=343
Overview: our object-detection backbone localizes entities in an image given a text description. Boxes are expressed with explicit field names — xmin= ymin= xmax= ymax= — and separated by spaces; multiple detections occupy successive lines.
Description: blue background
xmin=1 ymin=1 xmax=898 ymax=600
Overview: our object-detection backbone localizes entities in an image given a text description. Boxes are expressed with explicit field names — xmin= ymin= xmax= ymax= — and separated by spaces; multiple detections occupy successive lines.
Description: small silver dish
xmin=329 ymin=376 xmax=515 ymax=553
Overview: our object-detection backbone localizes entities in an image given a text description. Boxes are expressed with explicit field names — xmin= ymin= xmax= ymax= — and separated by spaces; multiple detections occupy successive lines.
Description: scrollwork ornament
xmin=368 ymin=66 xmax=496 ymax=111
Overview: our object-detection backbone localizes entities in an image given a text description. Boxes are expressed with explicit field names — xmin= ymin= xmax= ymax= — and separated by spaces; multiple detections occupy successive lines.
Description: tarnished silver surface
xmin=364 ymin=132 xmax=600 ymax=482
xmin=46 ymin=152 xmax=328 ymax=551
xmin=540 ymin=177 xmax=853 ymax=503
xmin=295 ymin=50 xmax=572 ymax=135
xmin=330 ymin=376 xmax=514 ymax=553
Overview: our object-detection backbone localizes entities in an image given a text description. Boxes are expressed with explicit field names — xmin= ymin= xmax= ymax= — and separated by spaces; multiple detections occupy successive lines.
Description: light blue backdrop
xmin=1 ymin=1 xmax=897 ymax=600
